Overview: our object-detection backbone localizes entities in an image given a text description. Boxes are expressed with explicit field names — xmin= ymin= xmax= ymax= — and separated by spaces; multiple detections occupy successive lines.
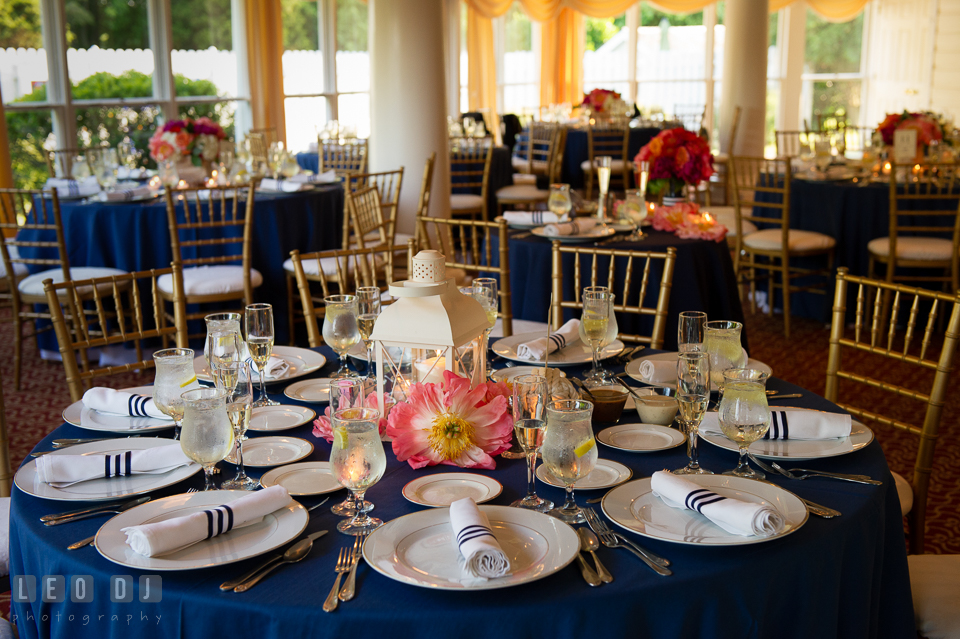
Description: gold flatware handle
xmin=68 ymin=535 xmax=96 ymax=550
xmin=323 ymin=573 xmax=345 ymax=612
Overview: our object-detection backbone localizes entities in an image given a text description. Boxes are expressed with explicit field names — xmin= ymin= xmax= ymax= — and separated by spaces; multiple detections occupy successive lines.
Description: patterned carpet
xmin=1 ymin=307 xmax=957 ymax=554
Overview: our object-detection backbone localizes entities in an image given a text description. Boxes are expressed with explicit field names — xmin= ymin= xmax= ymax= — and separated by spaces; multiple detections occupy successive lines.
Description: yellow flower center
xmin=427 ymin=412 xmax=475 ymax=461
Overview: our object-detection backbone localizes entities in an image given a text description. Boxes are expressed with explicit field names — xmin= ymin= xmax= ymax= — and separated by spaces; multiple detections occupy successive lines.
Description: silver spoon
xmin=234 ymin=537 xmax=316 ymax=592
xmin=578 ymin=528 xmax=613 ymax=583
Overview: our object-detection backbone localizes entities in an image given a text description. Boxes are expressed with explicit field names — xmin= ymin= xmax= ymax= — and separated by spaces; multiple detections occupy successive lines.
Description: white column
xmin=370 ymin=0 xmax=451 ymax=233
xmin=719 ymin=0 xmax=769 ymax=156
xmin=443 ymin=0 xmax=461 ymax=119
xmin=777 ymin=3 xmax=806 ymax=133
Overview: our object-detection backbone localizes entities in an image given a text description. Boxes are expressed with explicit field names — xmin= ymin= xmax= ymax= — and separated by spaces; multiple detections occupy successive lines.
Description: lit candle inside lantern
xmin=702 ymin=211 xmax=714 ymax=225
xmin=176 ymin=179 xmax=188 ymax=189
xmin=882 ymin=162 xmax=892 ymax=175
xmin=148 ymin=176 xmax=161 ymax=189
xmin=647 ymin=201 xmax=656 ymax=214
xmin=415 ymin=356 xmax=447 ymax=385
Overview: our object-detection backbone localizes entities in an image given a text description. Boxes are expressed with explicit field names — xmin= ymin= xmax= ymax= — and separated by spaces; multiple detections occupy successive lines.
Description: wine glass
xmin=180 ymin=388 xmax=234 ymax=491
xmin=206 ymin=331 xmax=242 ymax=387
xmin=356 ymin=287 xmax=381 ymax=382
xmin=245 ymin=303 xmax=279 ymax=407
xmin=330 ymin=407 xmax=386 ymax=535
xmin=70 ymin=153 xmax=91 ymax=180
xmin=268 ymin=141 xmax=285 ymax=179
xmin=579 ymin=288 xmax=614 ymax=381
xmin=322 ymin=295 xmax=361 ymax=379
xmin=152 ymin=348 xmax=196 ymax=440
xmin=327 ymin=378 xmax=374 ymax=517
xmin=220 ymin=360 xmax=258 ymax=490
xmin=118 ymin=138 xmax=138 ymax=170
xmin=510 ymin=375 xmax=554 ymax=512
xmin=719 ymin=368 xmax=772 ymax=478
xmin=541 ymin=399 xmax=596 ymax=524
xmin=596 ymin=156 xmax=612 ymax=224
xmin=673 ymin=351 xmax=713 ymax=475
xmin=158 ymin=159 xmax=179 ymax=189
xmin=472 ymin=278 xmax=498 ymax=372
xmin=622 ymin=189 xmax=646 ymax=240
xmin=704 ymin=320 xmax=746 ymax=400
xmin=548 ymin=184 xmax=573 ymax=221
xmin=678 ymin=311 xmax=708 ymax=353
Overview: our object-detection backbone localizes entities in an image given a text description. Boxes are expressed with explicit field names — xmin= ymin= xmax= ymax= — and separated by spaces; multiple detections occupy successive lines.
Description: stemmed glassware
xmin=322 ymin=295 xmax=361 ymax=379
xmin=152 ymin=348 xmax=197 ymax=440
xmin=704 ymin=320 xmax=746 ymax=401
xmin=510 ymin=375 xmax=553 ymax=512
xmin=328 ymin=378 xmax=374 ymax=517
xmin=471 ymin=278 xmax=498 ymax=372
xmin=220 ymin=360 xmax=258 ymax=490
xmin=70 ymin=153 xmax=91 ymax=180
xmin=356 ymin=287 xmax=381 ymax=382
xmin=330 ymin=407 xmax=386 ymax=535
xmin=596 ymin=155 xmax=612 ymax=224
xmin=206 ymin=330 xmax=243 ymax=386
xmin=268 ymin=141 xmax=286 ymax=179
xmin=180 ymin=388 xmax=234 ymax=491
xmin=548 ymin=184 xmax=573 ymax=221
xmin=678 ymin=311 xmax=708 ymax=353
xmin=579 ymin=288 xmax=615 ymax=381
xmin=541 ymin=399 xmax=597 ymax=524
xmin=245 ymin=303 xmax=279 ymax=407
xmin=673 ymin=351 xmax=712 ymax=475
xmin=118 ymin=138 xmax=139 ymax=171
xmin=718 ymin=368 xmax=771 ymax=478
xmin=158 ymin=159 xmax=179 ymax=189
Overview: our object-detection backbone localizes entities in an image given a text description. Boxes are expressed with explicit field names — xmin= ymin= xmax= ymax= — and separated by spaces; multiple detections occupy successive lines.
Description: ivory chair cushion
xmin=451 ymin=194 xmax=484 ymax=211
xmin=0 ymin=243 xmax=28 ymax=280
xmin=158 ymin=265 xmax=263 ymax=297
xmin=866 ymin=236 xmax=955 ymax=262
xmin=580 ymin=159 xmax=629 ymax=173
xmin=18 ymin=267 xmax=129 ymax=298
xmin=892 ymin=471 xmax=914 ymax=516
xmin=708 ymin=206 xmax=758 ymax=237
xmin=908 ymin=554 xmax=960 ymax=639
xmin=282 ymin=254 xmax=385 ymax=277
xmin=511 ymin=156 xmax=530 ymax=171
xmin=496 ymin=184 xmax=548 ymax=203
xmin=742 ymin=229 xmax=836 ymax=252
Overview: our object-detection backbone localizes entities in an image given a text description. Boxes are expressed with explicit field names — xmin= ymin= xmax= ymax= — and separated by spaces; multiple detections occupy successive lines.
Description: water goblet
xmin=180 ymin=388 xmax=234 ymax=491
xmin=704 ymin=320 xmax=746 ymax=400
xmin=322 ymin=295 xmax=361 ymax=379
xmin=245 ymin=303 xmax=280 ymax=407
xmin=71 ymin=153 xmax=91 ymax=180
xmin=204 ymin=313 xmax=246 ymax=368
xmin=548 ymin=184 xmax=573 ymax=221
xmin=472 ymin=278 xmax=498 ymax=372
xmin=330 ymin=407 xmax=386 ymax=535
xmin=158 ymin=159 xmax=179 ymax=189
xmin=220 ymin=360 xmax=258 ymax=490
xmin=678 ymin=311 xmax=708 ymax=353
xmin=579 ymin=288 xmax=615 ymax=381
xmin=327 ymin=379 xmax=375 ymax=517
xmin=152 ymin=348 xmax=198 ymax=440
xmin=356 ymin=287 xmax=381 ymax=382
xmin=719 ymin=368 xmax=772 ymax=478
xmin=673 ymin=351 xmax=713 ymax=475
xmin=541 ymin=399 xmax=596 ymax=524
xmin=510 ymin=375 xmax=553 ymax=512
xmin=206 ymin=330 xmax=243 ymax=388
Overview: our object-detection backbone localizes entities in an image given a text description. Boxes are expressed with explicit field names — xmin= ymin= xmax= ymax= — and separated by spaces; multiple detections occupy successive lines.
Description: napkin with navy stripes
xmin=542 ymin=217 xmax=598 ymax=236
xmin=122 ymin=485 xmax=294 ymax=557
xmin=517 ymin=319 xmax=581 ymax=361
xmin=35 ymin=443 xmax=193 ymax=488
xmin=82 ymin=388 xmax=173 ymax=420
xmin=502 ymin=211 xmax=562 ymax=226
xmin=651 ymin=471 xmax=785 ymax=537
xmin=449 ymin=498 xmax=511 ymax=580
xmin=44 ymin=177 xmax=101 ymax=198
xmin=699 ymin=409 xmax=852 ymax=441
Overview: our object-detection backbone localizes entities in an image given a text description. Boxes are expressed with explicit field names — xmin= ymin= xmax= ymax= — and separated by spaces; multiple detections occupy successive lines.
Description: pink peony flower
xmin=312 ymin=391 xmax=393 ymax=442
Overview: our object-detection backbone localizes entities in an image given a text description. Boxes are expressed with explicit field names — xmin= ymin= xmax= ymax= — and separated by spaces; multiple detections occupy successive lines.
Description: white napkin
xmin=512 ymin=173 xmax=537 ymax=185
xmin=651 ymin=471 xmax=785 ymax=537
xmin=542 ymin=217 xmax=597 ymax=237
xmin=258 ymin=178 xmax=309 ymax=192
xmin=122 ymin=485 xmax=294 ymax=557
xmin=449 ymin=498 xmax=511 ymax=580
xmin=116 ymin=167 xmax=147 ymax=180
xmin=36 ymin=443 xmax=193 ymax=488
xmin=288 ymin=170 xmax=337 ymax=184
xmin=103 ymin=184 xmax=157 ymax=201
xmin=82 ymin=388 xmax=173 ymax=420
xmin=44 ymin=177 xmax=100 ymax=198
xmin=251 ymin=356 xmax=290 ymax=380
xmin=639 ymin=359 xmax=676 ymax=383
xmin=699 ymin=409 xmax=852 ymax=441
xmin=503 ymin=211 xmax=561 ymax=226
xmin=517 ymin=319 xmax=581 ymax=360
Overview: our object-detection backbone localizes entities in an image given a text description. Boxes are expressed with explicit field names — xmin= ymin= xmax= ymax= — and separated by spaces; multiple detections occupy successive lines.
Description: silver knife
xmin=41 ymin=496 xmax=151 ymax=522
xmin=219 ymin=531 xmax=328 ymax=591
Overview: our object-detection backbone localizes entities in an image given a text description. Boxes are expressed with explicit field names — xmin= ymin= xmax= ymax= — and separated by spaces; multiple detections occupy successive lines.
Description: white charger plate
xmin=15 ymin=438 xmax=199 ymax=502
xmin=248 ymin=405 xmax=316 ymax=432
xmin=530 ymin=226 xmax=617 ymax=243
xmin=624 ymin=352 xmax=773 ymax=389
xmin=489 ymin=366 xmax=567 ymax=383
xmin=259 ymin=462 xmax=343 ymax=496
xmin=536 ymin=459 xmax=632 ymax=489
xmin=194 ymin=346 xmax=326 ymax=384
xmin=493 ymin=333 xmax=624 ymax=366
xmin=699 ymin=407 xmax=874 ymax=460
xmin=362 ymin=505 xmax=580 ymax=590
xmin=283 ymin=379 xmax=334 ymax=403
xmin=62 ymin=386 xmax=176 ymax=433
xmin=601 ymin=475 xmax=808 ymax=546
xmin=402 ymin=473 xmax=503 ymax=507
xmin=225 ymin=436 xmax=314 ymax=467
xmin=596 ymin=423 xmax=686 ymax=452
xmin=95 ymin=490 xmax=308 ymax=571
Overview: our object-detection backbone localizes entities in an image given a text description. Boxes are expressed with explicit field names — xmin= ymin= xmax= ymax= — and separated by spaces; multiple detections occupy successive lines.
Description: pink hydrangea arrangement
xmin=876 ymin=111 xmax=946 ymax=148
xmin=148 ymin=117 xmax=226 ymax=164
xmin=635 ymin=127 xmax=714 ymax=196
xmin=652 ymin=201 xmax=727 ymax=243
xmin=581 ymin=88 xmax=622 ymax=114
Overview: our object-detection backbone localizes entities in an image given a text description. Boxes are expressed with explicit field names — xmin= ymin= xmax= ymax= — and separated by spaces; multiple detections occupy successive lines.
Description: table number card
xmin=893 ymin=129 xmax=918 ymax=164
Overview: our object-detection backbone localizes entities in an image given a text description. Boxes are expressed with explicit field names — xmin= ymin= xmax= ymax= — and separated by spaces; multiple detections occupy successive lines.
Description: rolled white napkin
xmin=82 ymin=388 xmax=173 ymax=420
xmin=651 ymin=471 xmax=785 ymax=537
xmin=251 ymin=356 xmax=290 ymax=380
xmin=503 ymin=211 xmax=561 ymax=226
xmin=258 ymin=178 xmax=308 ymax=192
xmin=44 ymin=177 xmax=100 ymax=198
xmin=517 ymin=319 xmax=581 ymax=360
xmin=639 ymin=359 xmax=676 ymax=383
xmin=103 ymin=184 xmax=157 ymax=201
xmin=542 ymin=217 xmax=597 ymax=237
xmin=449 ymin=498 xmax=511 ymax=580
xmin=699 ymin=409 xmax=852 ymax=441
xmin=36 ymin=443 xmax=193 ymax=488
xmin=122 ymin=485 xmax=294 ymax=557
xmin=288 ymin=170 xmax=337 ymax=184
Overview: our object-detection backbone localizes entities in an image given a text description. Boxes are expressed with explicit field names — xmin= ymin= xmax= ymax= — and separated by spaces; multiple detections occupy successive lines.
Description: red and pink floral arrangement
xmin=148 ymin=117 xmax=226 ymax=165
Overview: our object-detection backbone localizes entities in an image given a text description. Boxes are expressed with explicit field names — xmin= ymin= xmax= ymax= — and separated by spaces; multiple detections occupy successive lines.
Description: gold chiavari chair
xmin=43 ymin=148 xmax=88 ymax=179
xmin=710 ymin=105 xmax=743 ymax=206
xmin=162 ymin=184 xmax=260 ymax=340
xmin=0 ymin=366 xmax=11 ymax=497
xmin=44 ymin=264 xmax=189 ymax=402
xmin=345 ymin=168 xmax=407 ymax=248
xmin=289 ymin=244 xmax=400 ymax=348
xmin=672 ymin=104 xmax=706 ymax=133
xmin=0 ymin=188 xmax=128 ymax=389
xmin=731 ymin=156 xmax=836 ymax=338
xmin=246 ymin=133 xmax=268 ymax=168
xmin=449 ymin=139 xmax=493 ymax=222
xmin=249 ymin=127 xmax=278 ymax=147
xmin=413 ymin=217 xmax=513 ymax=337
xmin=582 ymin=123 xmax=630 ymax=201
xmin=496 ymin=127 xmax=568 ymax=215
xmin=825 ymin=268 xmax=960 ymax=554
xmin=551 ymin=243 xmax=676 ymax=348
xmin=320 ymin=139 xmax=368 ymax=177
xmin=774 ymin=130 xmax=813 ymax=158
xmin=511 ymin=122 xmax=561 ymax=176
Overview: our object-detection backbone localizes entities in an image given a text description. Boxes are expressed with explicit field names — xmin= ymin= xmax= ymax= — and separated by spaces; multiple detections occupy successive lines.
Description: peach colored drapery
xmin=246 ymin=0 xmax=286 ymax=141
xmin=467 ymin=4 xmax=498 ymax=113
xmin=540 ymin=8 xmax=585 ymax=107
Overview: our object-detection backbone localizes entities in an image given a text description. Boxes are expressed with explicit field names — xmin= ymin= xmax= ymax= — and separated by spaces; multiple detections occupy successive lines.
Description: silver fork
xmin=322 ymin=548 xmax=351 ymax=612
xmin=582 ymin=508 xmax=672 ymax=577
xmin=749 ymin=454 xmax=880 ymax=485
xmin=338 ymin=533 xmax=366 ymax=602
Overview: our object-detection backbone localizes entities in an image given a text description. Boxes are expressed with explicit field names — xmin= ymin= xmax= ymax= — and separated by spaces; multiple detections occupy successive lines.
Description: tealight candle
xmin=177 ymin=179 xmax=188 ymax=189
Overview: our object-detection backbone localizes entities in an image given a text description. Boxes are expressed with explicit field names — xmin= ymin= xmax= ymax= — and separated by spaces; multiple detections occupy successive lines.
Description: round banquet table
xmin=10 ymin=346 xmax=914 ymax=639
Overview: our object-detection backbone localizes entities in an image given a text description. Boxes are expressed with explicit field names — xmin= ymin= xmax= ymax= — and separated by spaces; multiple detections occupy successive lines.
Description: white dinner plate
xmin=283 ymin=379 xmax=334 ymax=403
xmin=362 ymin=505 xmax=580 ymax=590
xmin=601 ymin=475 xmax=808 ymax=546
xmin=259 ymin=462 xmax=343 ymax=496
xmin=14 ymin=438 xmax=200 ymax=502
xmin=596 ymin=423 xmax=686 ymax=453
xmin=536 ymin=459 xmax=632 ymax=490
xmin=347 ymin=343 xmax=412 ymax=364
xmin=95 ymin=490 xmax=308 ymax=571
xmin=489 ymin=366 xmax=567 ymax=383
xmin=624 ymin=352 xmax=773 ymax=389
xmin=225 ymin=436 xmax=314 ymax=467
xmin=493 ymin=333 xmax=624 ymax=366
xmin=62 ymin=386 xmax=176 ymax=433
xmin=248 ymin=405 xmax=316 ymax=432
xmin=402 ymin=473 xmax=503 ymax=507
xmin=698 ymin=407 xmax=875 ymax=460
xmin=531 ymin=226 xmax=617 ymax=243
xmin=194 ymin=346 xmax=326 ymax=384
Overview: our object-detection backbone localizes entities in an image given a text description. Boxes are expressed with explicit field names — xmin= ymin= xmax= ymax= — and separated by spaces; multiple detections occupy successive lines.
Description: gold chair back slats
xmin=346 ymin=185 xmax=390 ymax=250
xmin=584 ymin=123 xmax=630 ymax=201
xmin=246 ymin=133 xmax=268 ymax=166
xmin=0 ymin=367 xmax=11 ymax=497
xmin=825 ymin=268 xmax=960 ymax=554
xmin=44 ymin=263 xmax=189 ymax=403
xmin=413 ymin=153 xmax=437 ymax=248
xmin=413 ymin=216 xmax=513 ymax=337
xmin=774 ymin=130 xmax=812 ymax=158
xmin=249 ymin=127 xmax=278 ymax=146
xmin=44 ymin=148 xmax=88 ymax=179
xmin=320 ymin=139 xmax=368 ymax=177
xmin=449 ymin=140 xmax=493 ymax=221
xmin=550 ymin=243 xmax=677 ymax=348
xmin=514 ymin=123 xmax=560 ymax=176
xmin=345 ymin=168 xmax=405 ymax=247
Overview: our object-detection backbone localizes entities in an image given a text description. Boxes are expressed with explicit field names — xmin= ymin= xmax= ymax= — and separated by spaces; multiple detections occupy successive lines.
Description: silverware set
xmin=323 ymin=533 xmax=367 ymax=612
xmin=747 ymin=453 xmax=881 ymax=486
xmin=583 ymin=507 xmax=672 ymax=577
xmin=42 ymin=495 xmax=152 ymax=527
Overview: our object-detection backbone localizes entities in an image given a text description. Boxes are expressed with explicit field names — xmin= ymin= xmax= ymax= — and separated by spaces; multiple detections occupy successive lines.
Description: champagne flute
xmin=152 ymin=348 xmax=199 ymax=441
xmin=541 ymin=399 xmax=596 ymax=524
xmin=678 ymin=311 xmax=708 ymax=353
xmin=596 ymin=156 xmax=612 ymax=224
xmin=548 ymin=184 xmax=573 ymax=221
xmin=673 ymin=351 xmax=713 ymax=475
xmin=245 ymin=303 xmax=279 ymax=407
xmin=580 ymin=288 xmax=614 ymax=381
xmin=472 ymin=278 xmax=498 ymax=372
xmin=327 ymin=378 xmax=374 ymax=517
xmin=330 ymin=407 xmax=386 ymax=535
xmin=220 ymin=360 xmax=258 ymax=490
xmin=322 ymin=295 xmax=361 ymax=379
xmin=356 ymin=287 xmax=381 ymax=382
xmin=180 ymin=388 xmax=234 ymax=491
xmin=510 ymin=375 xmax=553 ymax=512
xmin=719 ymin=368 xmax=771 ymax=478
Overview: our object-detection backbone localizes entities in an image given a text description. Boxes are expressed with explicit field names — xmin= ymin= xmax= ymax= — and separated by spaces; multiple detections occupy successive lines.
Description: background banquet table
xmin=10 ymin=347 xmax=913 ymax=639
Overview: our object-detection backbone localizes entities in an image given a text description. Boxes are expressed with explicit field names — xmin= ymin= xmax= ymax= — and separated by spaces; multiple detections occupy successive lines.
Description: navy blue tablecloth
xmin=9 ymin=346 xmax=913 ymax=638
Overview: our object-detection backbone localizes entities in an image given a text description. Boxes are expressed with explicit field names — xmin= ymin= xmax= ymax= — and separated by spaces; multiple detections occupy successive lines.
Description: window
xmin=802 ymin=10 xmax=865 ymax=130
xmin=498 ymin=4 xmax=539 ymax=116
xmin=583 ymin=13 xmax=629 ymax=99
